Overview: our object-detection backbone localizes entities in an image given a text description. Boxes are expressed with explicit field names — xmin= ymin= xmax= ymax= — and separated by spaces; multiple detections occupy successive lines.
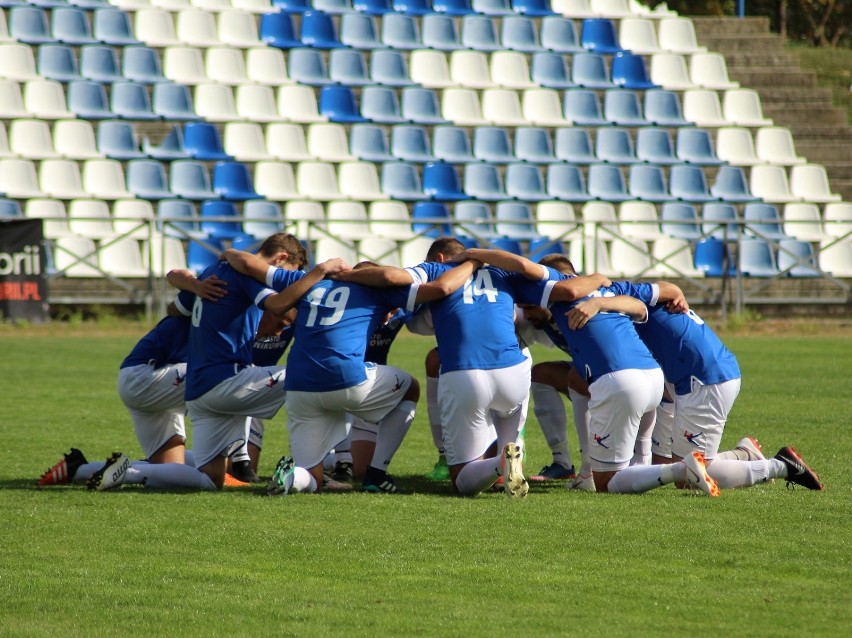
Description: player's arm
xmin=262 ymin=258 xmax=349 ymax=317
xmin=166 ymin=268 xmax=227 ymax=301
xmin=548 ymin=273 xmax=612 ymax=303
xmin=565 ymin=295 xmax=647 ymax=330
xmin=462 ymin=249 xmax=546 ymax=280
xmin=655 ymin=281 xmax=689 ymax=313
xmin=332 ymin=264 xmax=415 ymax=286
xmin=413 ymin=259 xmax=481 ymax=304
xmin=221 ymin=248 xmax=272 ymax=284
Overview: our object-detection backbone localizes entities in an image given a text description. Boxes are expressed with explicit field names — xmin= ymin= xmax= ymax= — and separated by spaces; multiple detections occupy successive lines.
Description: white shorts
xmin=587 ymin=367 xmax=664 ymax=472
xmin=439 ymin=358 xmax=532 ymax=466
xmin=286 ymin=364 xmax=412 ymax=469
xmin=671 ymin=377 xmax=741 ymax=461
xmin=186 ymin=365 xmax=287 ymax=468
xmin=118 ymin=363 xmax=187 ymax=460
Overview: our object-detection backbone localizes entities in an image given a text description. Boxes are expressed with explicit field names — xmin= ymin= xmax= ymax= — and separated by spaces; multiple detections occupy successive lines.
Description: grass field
xmin=1 ymin=325 xmax=850 ymax=637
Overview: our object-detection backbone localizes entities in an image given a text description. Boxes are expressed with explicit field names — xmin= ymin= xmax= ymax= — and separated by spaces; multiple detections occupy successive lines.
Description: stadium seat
xmin=528 ymin=237 xmax=566 ymax=261
xmin=143 ymin=124 xmax=190 ymax=160
xmin=409 ymin=50 xmax=453 ymax=90
xmin=505 ymin=163 xmax=548 ymax=202
xmin=564 ymin=89 xmax=608 ymax=126
xmin=122 ymin=46 xmax=164 ymax=85
xmin=370 ymin=49 xmax=416 ymax=87
xmin=515 ymin=127 xmax=556 ymax=163
xmin=265 ymin=123 xmax=311 ymax=162
xmin=339 ymin=161 xmax=387 ymax=201
xmin=711 ymin=165 xmax=757 ymax=203
xmin=176 ymin=9 xmax=220 ymax=47
xmin=0 ymin=43 xmax=39 ymax=82
xmin=754 ymin=127 xmax=805 ymax=166
xmin=288 ymin=48 xmax=331 ymax=85
xmin=619 ymin=201 xmax=664 ymax=241
xmin=660 ymin=202 xmax=702 ymax=241
xmin=242 ymin=200 xmax=284 ymax=239
xmin=52 ymin=7 xmax=97 ymax=46
xmin=610 ymin=238 xmax=654 ymax=278
xmin=522 ymin=88 xmax=568 ymax=126
xmin=320 ymin=85 xmax=367 ymax=123
xmin=693 ymin=237 xmax=734 ymax=277
xmin=432 ymin=125 xmax=474 ymax=164
xmin=312 ymin=0 xmax=355 ymax=13
xmin=702 ymin=202 xmax=739 ymax=240
xmin=183 ymin=122 xmax=231 ymax=161
xmin=271 ymin=0 xmax=311 ymax=11
xmin=110 ymin=81 xmax=157 ymax=121
xmin=9 ymin=7 xmax=53 ymax=46
xmin=260 ymin=12 xmax=300 ymax=49
xmin=253 ymin=161 xmax=300 ymax=200
xmin=422 ymin=161 xmax=468 ymax=201
xmin=326 ymin=200 xmax=372 ymax=240
xmin=644 ymin=89 xmax=688 ymax=127
xmin=54 ymin=236 xmax=101 ymax=277
xmin=596 ymin=127 xmax=638 ymax=164
xmin=393 ymin=0 xmax=432 ymax=15
xmin=473 ymin=127 xmax=513 ymax=163
xmin=618 ymin=17 xmax=660 ymax=55
xmin=582 ymin=201 xmax=620 ymax=240
xmin=340 ymin=13 xmax=380 ymax=49
xmin=0 ymin=198 xmax=22 ymax=220
xmin=783 ymin=203 xmax=829 ymax=242
xmin=546 ymin=163 xmax=591 ymax=202
xmin=650 ymin=53 xmax=694 ymax=90
xmin=38 ymin=44 xmax=81 ymax=83
xmin=610 ymin=52 xmax=657 ymax=90
xmin=749 ymin=165 xmax=797 ymax=204
xmin=78 ymin=45 xmax=122 ymax=84
xmin=495 ymin=201 xmax=541 ymax=239
xmin=461 ymin=15 xmax=500 ymax=51
xmin=604 ymin=89 xmax=648 ymax=126
xmin=9 ymin=118 xmax=57 ymax=159
xmin=126 ymin=158 xmax=174 ymax=199
xmin=0 ymin=158 xmax=45 ymax=198
xmin=502 ymin=16 xmax=544 ymax=53
xmin=199 ymin=200 xmax=242 ymax=239
xmin=650 ymin=237 xmax=703 ymax=278
xmin=716 ymin=127 xmax=760 ymax=166
xmin=789 ymin=164 xmax=841 ymax=203
xmin=657 ymin=17 xmax=705 ymax=54
xmin=535 ymin=201 xmax=581 ymax=242
xmin=305 ymin=122 xmax=352 ymax=162
xmin=223 ymin=121 xmax=272 ymax=161
xmin=245 ymin=48 xmax=291 ymax=87
xmin=580 ymin=18 xmax=621 ymax=54
xmin=24 ymin=198 xmax=74 ymax=239
xmin=97 ymin=120 xmax=145 ymax=160
xmin=823 ymin=202 xmax=852 ymax=239
xmin=187 ymin=238 xmax=225 ymax=273
xmin=454 ymin=200 xmax=499 ymax=240
xmin=382 ymin=13 xmax=420 ymax=49
xmin=296 ymin=161 xmax=343 ymax=200
xmin=368 ymin=200 xmax=415 ymax=240
xmin=676 ymin=127 xmax=723 ymax=165
xmin=300 ymin=10 xmax=342 ymax=48
xmin=628 ymin=164 xmax=674 ymax=202
xmin=236 ymin=85 xmax=284 ymax=123
xmin=382 ymin=161 xmax=427 ymax=201
xmin=590 ymin=0 xmax=632 ymax=17
xmin=328 ymin=48 xmax=370 ymax=87
xmin=162 ymin=47 xmax=206 ymax=85
xmin=93 ymin=8 xmax=140 ymax=46
xmin=818 ymin=238 xmax=852 ymax=277
xmin=170 ymin=159 xmax=217 ymax=200
xmin=422 ymin=14 xmax=463 ymax=50
xmin=391 ymin=125 xmax=435 ymax=163
xmin=555 ymin=128 xmax=596 ymax=164
xmin=433 ymin=0 xmax=475 ymax=14
xmin=491 ymin=51 xmax=536 ymax=89
xmin=278 ymin=85 xmax=327 ymax=123
xmin=134 ymin=8 xmax=180 ymax=47
xmin=442 ymin=88 xmax=487 ymax=126
xmin=737 ymin=238 xmax=779 ymax=277
xmin=53 ymin=119 xmax=100 ymax=160
xmin=0 ymin=80 xmax=28 ymax=119
xmin=450 ymin=50 xmax=495 ymax=89
xmin=488 ymin=236 xmax=522 ymax=254
xmin=682 ymin=89 xmax=729 ymax=127
xmin=39 ymin=159 xmax=89 ymax=199
xmin=635 ymin=127 xmax=677 ymax=165
xmin=349 ymin=123 xmax=392 ymax=162
xmin=82 ymin=158 xmax=133 ymax=199
xmin=213 ymin=161 xmax=261 ymax=200
xmin=743 ymin=203 xmax=788 ymax=241
xmin=24 ymin=79 xmax=73 ymax=119
xmin=218 ymin=9 xmax=262 ymax=48
xmin=777 ymin=238 xmax=820 ymax=277
xmin=571 ymin=52 xmax=613 ymax=89
xmin=411 ymin=201 xmax=453 ymax=237
xmin=67 ymin=198 xmax=114 ymax=238
xmin=530 ymin=52 xmax=575 ymax=90
xmin=205 ymin=47 xmax=249 ymax=86
xmin=723 ymin=89 xmax=773 ymax=127
xmin=690 ymin=53 xmax=739 ymax=90
xmin=156 ymin=198 xmax=200 ymax=239
xmin=482 ymin=88 xmax=527 ymax=126
xmin=473 ymin=0 xmax=514 ymax=14
xmin=540 ymin=16 xmax=582 ymax=54
xmin=669 ymin=165 xmax=716 ymax=203
xmin=402 ymin=87 xmax=447 ymax=125
xmin=100 ymin=236 xmax=150 ymax=278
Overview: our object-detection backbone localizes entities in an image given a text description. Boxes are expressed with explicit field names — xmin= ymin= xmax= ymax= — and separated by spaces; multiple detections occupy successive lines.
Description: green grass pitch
xmin=1 ymin=327 xmax=850 ymax=637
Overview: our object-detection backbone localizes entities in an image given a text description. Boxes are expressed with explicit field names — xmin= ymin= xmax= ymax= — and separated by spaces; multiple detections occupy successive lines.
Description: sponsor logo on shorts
xmin=173 ymin=370 xmax=185 ymax=386
xmin=684 ymin=430 xmax=703 ymax=447
xmin=391 ymin=375 xmax=404 ymax=392
xmin=266 ymin=371 xmax=282 ymax=388
xmin=593 ymin=433 xmax=610 ymax=449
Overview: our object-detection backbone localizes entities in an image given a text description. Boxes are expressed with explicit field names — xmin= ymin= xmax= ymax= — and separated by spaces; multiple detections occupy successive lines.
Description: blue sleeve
xmin=608 ymin=281 xmax=656 ymax=305
xmin=270 ymin=269 xmax=306 ymax=292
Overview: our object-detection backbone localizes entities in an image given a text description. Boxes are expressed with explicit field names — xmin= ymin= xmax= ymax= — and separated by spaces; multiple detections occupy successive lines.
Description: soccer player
xmin=336 ymin=238 xmax=608 ymax=498
xmin=459 ymin=248 xmax=722 ymax=496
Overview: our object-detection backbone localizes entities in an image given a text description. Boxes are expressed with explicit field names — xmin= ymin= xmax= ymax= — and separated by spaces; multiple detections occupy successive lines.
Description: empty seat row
xmin=133 ymin=8 xmax=264 ymax=47
xmin=619 ymin=16 xmax=706 ymax=54
xmin=1 ymin=7 xmax=141 ymax=46
xmin=111 ymin=0 xmax=277 ymax=13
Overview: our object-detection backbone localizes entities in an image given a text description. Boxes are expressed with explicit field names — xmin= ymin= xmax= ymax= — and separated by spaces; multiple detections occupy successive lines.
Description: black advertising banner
xmin=0 ymin=220 xmax=48 ymax=322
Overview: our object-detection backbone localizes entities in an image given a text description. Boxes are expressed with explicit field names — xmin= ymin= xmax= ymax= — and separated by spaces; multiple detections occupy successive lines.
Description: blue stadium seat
xmin=555 ymin=128 xmax=596 ymax=164
xmin=489 ymin=236 xmax=522 ymax=254
xmin=260 ymin=12 xmax=301 ymax=49
xmin=502 ymin=16 xmax=544 ymax=53
xmin=142 ymin=125 xmax=190 ymax=161
xmin=67 ymin=80 xmax=113 ymax=119
xmin=288 ymin=48 xmax=331 ymax=85
xmin=587 ymin=164 xmax=631 ymax=202
xmin=157 ymin=199 xmax=200 ymax=238
xmin=412 ymin=201 xmax=453 ymax=237
xmin=9 ymin=7 xmax=53 ymax=45
xmin=382 ymin=161 xmax=427 ymax=200
xmin=243 ymin=200 xmax=284 ymax=239
xmin=528 ymin=237 xmax=566 ymax=261
xmin=661 ymin=202 xmax=702 ymax=240
xmin=433 ymin=125 xmax=474 ymax=163
xmin=711 ymin=165 xmax=757 ymax=203
xmin=319 ymin=85 xmax=367 ymax=123
xmin=433 ymin=0 xmax=475 ymax=15
xmin=391 ymin=125 xmax=435 ymax=162
xmin=170 ymin=160 xmax=217 ymax=201
xmin=370 ymin=49 xmax=416 ymax=87
xmin=464 ymin=163 xmax=506 ymax=201
xmin=540 ymin=16 xmax=582 ymax=53
xmin=644 ymin=89 xmax=688 ymax=127
xmin=694 ymin=237 xmax=734 ymax=277
xmin=329 ymin=48 xmax=370 ymax=86
xmin=506 ymin=163 xmax=548 ymax=202
xmin=340 ymin=13 xmax=380 ymax=49
xmin=52 ymin=7 xmax=96 ymax=45
xmin=188 ymin=238 xmax=225 ymax=273
xmin=231 ymin=235 xmax=262 ymax=252
xmin=0 ymin=199 xmax=23 ymax=219
xmin=97 ymin=120 xmax=146 ymax=160
xmin=515 ymin=127 xmax=556 ymax=163
xmin=611 ymin=51 xmax=657 ymax=90
xmin=393 ymin=0 xmax=432 ymax=14
xmin=473 ymin=127 xmax=514 ymax=163
xmin=200 ymin=200 xmax=244 ymax=239
xmin=111 ymin=81 xmax=158 ymax=121
xmin=38 ymin=44 xmax=81 ymax=82
xmin=184 ymin=122 xmax=233 ymax=161
xmin=547 ymin=164 xmax=591 ymax=201
xmin=777 ymin=238 xmax=820 ymax=277
xmin=455 ymin=200 xmax=499 ymax=240
xmin=213 ymin=161 xmax=262 ymax=201
xmin=564 ymin=89 xmax=608 ymax=126
xmin=635 ymin=127 xmax=677 ymax=165
xmin=354 ymin=0 xmax=393 ymax=14
xmin=628 ymin=164 xmax=675 ymax=202
xmin=382 ymin=13 xmax=421 ymax=49
xmin=93 ymin=8 xmax=140 ymax=46
xmin=604 ymin=89 xmax=648 ymax=126
xmin=738 ymin=238 xmax=779 ymax=277
xmin=272 ymin=0 xmax=310 ymax=11
xmin=596 ymin=127 xmax=638 ymax=164
xmin=401 ymin=87 xmax=447 ymax=124
xmin=126 ymin=159 xmax=174 ymax=200
xmin=669 ymin=165 xmax=717 ymax=203
xmin=571 ymin=52 xmax=614 ymax=89
xmin=455 ymin=235 xmax=481 ymax=248
xmin=350 ymin=123 xmax=394 ymax=161
xmin=422 ymin=14 xmax=464 ymax=50
xmin=580 ymin=18 xmax=622 ymax=54
xmin=362 ymin=85 xmax=406 ymax=124
xmin=702 ymin=202 xmax=739 ymax=240
xmin=676 ymin=128 xmax=723 ymax=165
xmin=461 ymin=15 xmax=500 ymax=52
xmin=496 ymin=201 xmax=542 ymax=239
xmin=300 ymin=11 xmax=343 ymax=48
xmin=423 ymin=161 xmax=469 ymax=201
xmin=122 ymin=46 xmax=164 ymax=84
xmin=473 ymin=0 xmax=514 ymax=15
xmin=152 ymin=83 xmax=199 ymax=121
xmin=512 ymin=0 xmax=556 ymax=16
xmin=80 ymin=45 xmax=122 ymax=83
xmin=743 ymin=203 xmax=788 ymax=241
xmin=530 ymin=52 xmax=576 ymax=89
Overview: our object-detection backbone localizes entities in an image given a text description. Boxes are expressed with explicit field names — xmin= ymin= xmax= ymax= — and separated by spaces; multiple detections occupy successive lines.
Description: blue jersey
xmin=251 ymin=323 xmax=295 ymax=367
xmin=365 ymin=308 xmax=408 ymax=365
xmin=184 ymin=261 xmax=305 ymax=401
xmin=285 ymin=280 xmax=412 ymax=392
xmin=523 ymin=271 xmax=660 ymax=383
xmin=405 ymin=263 xmax=545 ymax=373
xmin=120 ymin=314 xmax=190 ymax=370
xmin=630 ymin=302 xmax=741 ymax=395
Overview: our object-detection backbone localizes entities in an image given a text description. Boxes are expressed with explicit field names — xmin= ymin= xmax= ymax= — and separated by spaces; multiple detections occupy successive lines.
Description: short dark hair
xmin=538 ymin=254 xmax=576 ymax=275
xmin=257 ymin=233 xmax=307 ymax=269
xmin=426 ymin=236 xmax=465 ymax=262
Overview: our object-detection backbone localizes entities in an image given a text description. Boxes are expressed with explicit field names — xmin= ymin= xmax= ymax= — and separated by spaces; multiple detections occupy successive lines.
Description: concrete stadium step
xmin=819 ymin=163 xmax=852 ymax=182
xmin=795 ymin=144 xmax=852 ymax=163
xmin=728 ymin=68 xmax=818 ymax=88
xmin=762 ymin=105 xmax=848 ymax=126
xmin=758 ymin=87 xmax=834 ymax=106
xmin=691 ymin=16 xmax=770 ymax=36
xmin=697 ymin=34 xmax=785 ymax=52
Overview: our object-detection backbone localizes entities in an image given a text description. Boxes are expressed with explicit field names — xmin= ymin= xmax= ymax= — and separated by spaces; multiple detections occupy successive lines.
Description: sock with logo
xmin=122 ymin=463 xmax=217 ymax=490
xmin=371 ymin=400 xmax=416 ymax=472
xmin=607 ymin=463 xmax=687 ymax=493
xmin=455 ymin=456 xmax=503 ymax=496
xmin=631 ymin=410 xmax=655 ymax=466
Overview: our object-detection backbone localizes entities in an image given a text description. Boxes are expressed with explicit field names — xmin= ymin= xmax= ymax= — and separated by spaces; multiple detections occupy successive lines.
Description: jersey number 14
xmin=462 ymin=270 xmax=498 ymax=304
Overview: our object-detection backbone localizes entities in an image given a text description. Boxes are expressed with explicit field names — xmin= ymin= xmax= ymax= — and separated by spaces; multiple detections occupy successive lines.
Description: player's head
xmin=257 ymin=233 xmax=307 ymax=270
xmin=426 ymin=237 xmax=465 ymax=263
xmin=538 ymin=254 xmax=576 ymax=276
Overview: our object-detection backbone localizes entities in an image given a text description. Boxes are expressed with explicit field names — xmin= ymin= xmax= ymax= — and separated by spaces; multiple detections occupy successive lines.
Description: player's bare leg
xmin=147 ymin=435 xmax=185 ymax=465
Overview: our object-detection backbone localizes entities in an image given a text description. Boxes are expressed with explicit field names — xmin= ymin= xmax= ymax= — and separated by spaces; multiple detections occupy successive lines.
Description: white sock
xmin=568 ymin=389 xmax=592 ymax=476
xmin=426 ymin=376 xmax=444 ymax=453
xmin=455 ymin=457 xmax=502 ymax=496
xmin=73 ymin=462 xmax=107 ymax=482
xmin=248 ymin=418 xmax=264 ymax=449
xmin=707 ymin=458 xmax=786 ymax=489
xmin=715 ymin=448 xmax=750 ymax=461
xmin=532 ymin=382 xmax=572 ymax=468
xmin=231 ymin=418 xmax=253 ymax=464
xmin=372 ymin=400 xmax=416 ymax=472
xmin=631 ymin=410 xmax=655 ymax=466
xmin=607 ymin=462 xmax=687 ymax=493
xmin=287 ymin=466 xmax=318 ymax=494
xmin=124 ymin=464 xmax=216 ymax=490
xmin=335 ymin=428 xmax=354 ymax=465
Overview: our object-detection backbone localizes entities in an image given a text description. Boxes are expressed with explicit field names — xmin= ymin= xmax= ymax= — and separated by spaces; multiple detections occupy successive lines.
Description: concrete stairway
xmin=692 ymin=16 xmax=852 ymax=202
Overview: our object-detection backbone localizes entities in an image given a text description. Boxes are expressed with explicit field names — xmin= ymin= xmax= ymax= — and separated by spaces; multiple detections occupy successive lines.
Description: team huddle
xmin=37 ymin=232 xmax=824 ymax=497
